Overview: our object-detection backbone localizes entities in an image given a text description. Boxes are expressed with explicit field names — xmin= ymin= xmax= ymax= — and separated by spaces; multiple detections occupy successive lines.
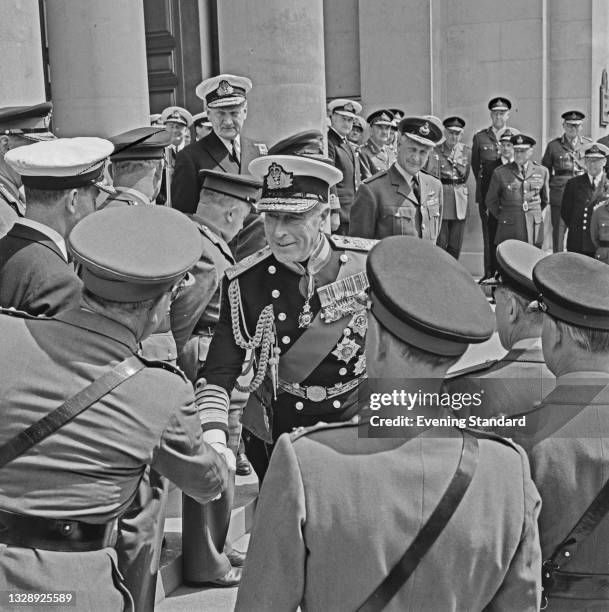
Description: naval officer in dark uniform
xmin=197 ymin=155 xmax=375 ymax=481
xmin=0 ymin=205 xmax=229 ymax=611
xmin=235 ymin=237 xmax=542 ymax=612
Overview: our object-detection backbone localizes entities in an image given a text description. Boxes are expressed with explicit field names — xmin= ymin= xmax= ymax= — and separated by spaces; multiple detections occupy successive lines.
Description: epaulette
xmin=193 ymin=220 xmax=222 ymax=248
xmin=593 ymin=200 xmax=608 ymax=211
xmin=136 ymin=354 xmax=189 ymax=383
xmin=226 ymin=245 xmax=272 ymax=280
xmin=329 ymin=234 xmax=378 ymax=252
xmin=289 ymin=416 xmax=359 ymax=442
xmin=363 ymin=170 xmax=388 ymax=184
xmin=445 ymin=359 xmax=499 ymax=379
xmin=464 ymin=427 xmax=521 ymax=452
xmin=0 ymin=306 xmax=46 ymax=320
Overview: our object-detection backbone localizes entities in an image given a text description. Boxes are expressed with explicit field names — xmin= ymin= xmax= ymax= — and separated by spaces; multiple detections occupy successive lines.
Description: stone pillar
xmin=216 ymin=0 xmax=326 ymax=147
xmin=0 ymin=0 xmax=46 ymax=105
xmin=45 ymin=0 xmax=149 ymax=137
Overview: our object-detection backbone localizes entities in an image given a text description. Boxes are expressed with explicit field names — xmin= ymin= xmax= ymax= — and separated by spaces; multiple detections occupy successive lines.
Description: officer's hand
xmin=331 ymin=212 xmax=340 ymax=232
xmin=211 ymin=442 xmax=236 ymax=473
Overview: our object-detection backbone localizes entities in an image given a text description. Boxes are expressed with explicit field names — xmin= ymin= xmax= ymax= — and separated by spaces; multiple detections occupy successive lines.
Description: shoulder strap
xmin=0 ymin=355 xmax=145 ymax=469
xmin=356 ymin=430 xmax=479 ymax=612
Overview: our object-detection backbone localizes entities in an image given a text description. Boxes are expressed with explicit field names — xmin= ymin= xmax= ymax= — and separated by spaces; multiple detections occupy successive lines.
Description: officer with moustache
xmin=542 ymin=110 xmax=591 ymax=252
xmin=196 ymin=155 xmax=375 ymax=481
xmin=472 ymin=97 xmax=513 ymax=279
xmin=349 ymin=116 xmax=444 ymax=241
xmin=486 ymin=134 xmax=549 ymax=248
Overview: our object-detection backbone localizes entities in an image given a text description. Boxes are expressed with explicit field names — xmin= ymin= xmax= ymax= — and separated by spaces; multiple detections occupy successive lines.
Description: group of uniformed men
xmin=0 ymin=72 xmax=608 ymax=612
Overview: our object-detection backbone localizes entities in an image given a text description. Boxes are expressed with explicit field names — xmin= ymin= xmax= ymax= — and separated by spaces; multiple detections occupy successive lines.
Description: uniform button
xmin=339 ymin=367 xmax=347 ymax=376
xmin=333 ymin=400 xmax=341 ymax=409
xmin=564 ymin=551 xmax=571 ymax=558
xmin=272 ymin=289 xmax=280 ymax=298
xmin=268 ymin=265 xmax=276 ymax=274
xmin=295 ymin=402 xmax=304 ymax=411
xmin=278 ymin=312 xmax=287 ymax=321
xmin=282 ymin=335 xmax=291 ymax=344
xmin=293 ymin=382 xmax=300 ymax=389
xmin=343 ymin=328 xmax=351 ymax=336
xmin=421 ymin=224 xmax=426 ymax=229
xmin=339 ymin=254 xmax=348 ymax=263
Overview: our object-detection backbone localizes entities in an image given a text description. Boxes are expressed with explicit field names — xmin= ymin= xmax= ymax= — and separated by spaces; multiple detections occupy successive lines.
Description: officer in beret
xmin=542 ymin=110 xmax=591 ymax=252
xmin=505 ymin=252 xmax=609 ymax=609
xmin=486 ymin=133 xmax=549 ymax=248
xmin=425 ymin=116 xmax=471 ymax=259
xmin=104 ymin=126 xmax=171 ymax=207
xmin=359 ymin=109 xmax=396 ymax=180
xmin=0 ymin=103 xmax=55 ymax=236
xmin=171 ymin=74 xmax=267 ymax=216
xmin=327 ymin=98 xmax=363 ymax=234
xmin=560 ymin=142 xmax=609 ymax=258
xmin=472 ymin=97 xmax=514 ymax=280
xmin=349 ymin=116 xmax=444 ymax=241
xmin=0 ymin=137 xmax=113 ymax=316
xmin=235 ymin=236 xmax=541 ymax=612
xmin=447 ymin=240 xmax=553 ymax=419
xmin=197 ymin=155 xmax=375 ymax=481
xmin=171 ymin=170 xmax=260 ymax=588
xmin=192 ymin=111 xmax=212 ymax=141
xmin=0 ymin=205 xmax=230 ymax=610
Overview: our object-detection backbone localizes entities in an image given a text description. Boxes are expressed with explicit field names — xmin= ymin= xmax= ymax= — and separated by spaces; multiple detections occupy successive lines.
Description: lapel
xmin=190 ymin=214 xmax=235 ymax=264
xmin=240 ymin=136 xmax=264 ymax=173
xmin=203 ymin=131 xmax=239 ymax=173
xmin=486 ymin=126 xmax=499 ymax=144
xmin=507 ymin=161 xmax=524 ymax=181
xmin=8 ymin=223 xmax=67 ymax=262
xmin=389 ymin=165 xmax=416 ymax=204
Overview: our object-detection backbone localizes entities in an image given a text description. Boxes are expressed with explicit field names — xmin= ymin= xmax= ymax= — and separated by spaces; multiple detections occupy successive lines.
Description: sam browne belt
xmin=278 ymin=377 xmax=362 ymax=402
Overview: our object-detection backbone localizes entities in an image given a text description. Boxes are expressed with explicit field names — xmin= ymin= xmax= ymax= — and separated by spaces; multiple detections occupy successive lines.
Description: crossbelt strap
xmin=356 ymin=430 xmax=479 ymax=612
xmin=0 ymin=355 xmax=145 ymax=469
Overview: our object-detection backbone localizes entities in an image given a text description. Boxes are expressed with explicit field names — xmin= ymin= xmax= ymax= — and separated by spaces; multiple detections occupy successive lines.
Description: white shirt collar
xmin=588 ymin=173 xmax=601 ymax=186
xmin=218 ymin=134 xmax=241 ymax=154
xmin=16 ymin=218 xmax=68 ymax=261
xmin=511 ymin=337 xmax=541 ymax=351
xmin=117 ymin=186 xmax=151 ymax=206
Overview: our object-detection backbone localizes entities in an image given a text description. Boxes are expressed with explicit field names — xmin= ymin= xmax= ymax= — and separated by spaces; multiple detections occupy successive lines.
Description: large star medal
xmin=353 ymin=353 xmax=366 ymax=376
xmin=349 ymin=311 xmax=368 ymax=338
xmin=332 ymin=336 xmax=360 ymax=364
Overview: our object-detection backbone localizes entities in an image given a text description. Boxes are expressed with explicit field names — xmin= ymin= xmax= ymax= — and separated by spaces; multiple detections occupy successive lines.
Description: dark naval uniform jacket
xmin=425 ymin=141 xmax=471 ymax=220
xmin=235 ymin=420 xmax=542 ymax=612
xmin=327 ymin=127 xmax=360 ymax=230
xmin=0 ymin=308 xmax=228 ymax=610
xmin=0 ymin=222 xmax=82 ymax=316
xmin=541 ymin=134 xmax=590 ymax=208
xmin=471 ymin=126 xmax=503 ymax=203
xmin=511 ymin=374 xmax=609 ymax=610
xmin=171 ymin=130 xmax=267 ymax=215
xmin=590 ymin=200 xmax=609 ymax=263
xmin=349 ymin=163 xmax=443 ymax=241
xmin=200 ymin=234 xmax=374 ymax=444
xmin=0 ymin=176 xmax=23 ymax=238
xmin=358 ymin=138 xmax=395 ymax=180
xmin=486 ymin=161 xmax=550 ymax=247
xmin=560 ymin=173 xmax=609 ymax=256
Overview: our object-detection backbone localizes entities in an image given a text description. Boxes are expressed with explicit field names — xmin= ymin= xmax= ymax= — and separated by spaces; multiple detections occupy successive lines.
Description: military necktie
xmin=230 ymin=140 xmax=241 ymax=171
xmin=411 ymin=174 xmax=421 ymax=203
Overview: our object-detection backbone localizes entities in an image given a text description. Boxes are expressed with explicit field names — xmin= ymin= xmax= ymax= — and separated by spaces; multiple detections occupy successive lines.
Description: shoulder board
xmin=445 ymin=359 xmax=499 ymax=379
xmin=420 ymin=168 xmax=435 ymax=178
xmin=136 ymin=354 xmax=189 ymax=383
xmin=193 ymin=220 xmax=221 ymax=245
xmin=254 ymin=143 xmax=268 ymax=155
xmin=0 ymin=306 xmax=46 ymax=321
xmin=593 ymin=201 xmax=608 ymax=211
xmin=289 ymin=416 xmax=360 ymax=442
xmin=329 ymin=234 xmax=378 ymax=252
xmin=363 ymin=170 xmax=388 ymax=184
xmin=226 ymin=245 xmax=272 ymax=280
xmin=463 ymin=427 xmax=521 ymax=452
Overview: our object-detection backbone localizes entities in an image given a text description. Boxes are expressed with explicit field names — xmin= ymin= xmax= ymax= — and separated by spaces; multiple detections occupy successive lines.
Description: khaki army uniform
xmin=358 ymin=138 xmax=395 ymax=180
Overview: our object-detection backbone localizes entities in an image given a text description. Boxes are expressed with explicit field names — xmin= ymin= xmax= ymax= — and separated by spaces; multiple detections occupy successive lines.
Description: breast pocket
xmin=424 ymin=199 xmax=442 ymax=239
xmin=599 ymin=221 xmax=609 ymax=241
xmin=382 ymin=205 xmax=417 ymax=236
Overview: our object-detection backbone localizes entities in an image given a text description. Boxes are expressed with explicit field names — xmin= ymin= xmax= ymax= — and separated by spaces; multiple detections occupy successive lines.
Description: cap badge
xmin=217 ymin=80 xmax=234 ymax=96
xmin=419 ymin=122 xmax=430 ymax=136
xmin=344 ymin=103 xmax=355 ymax=113
xmin=516 ymin=136 xmax=523 ymax=144
xmin=170 ymin=112 xmax=180 ymax=120
xmin=266 ymin=162 xmax=293 ymax=190
xmin=591 ymin=145 xmax=600 ymax=155
xmin=380 ymin=113 xmax=390 ymax=122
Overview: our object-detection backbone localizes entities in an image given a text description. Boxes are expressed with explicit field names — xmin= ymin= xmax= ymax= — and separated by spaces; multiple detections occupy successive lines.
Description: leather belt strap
xmin=278 ymin=377 xmax=362 ymax=402
xmin=0 ymin=355 xmax=145 ymax=469
xmin=541 ymin=570 xmax=609 ymax=600
xmin=440 ymin=178 xmax=466 ymax=185
xmin=543 ymin=470 xmax=609 ymax=606
xmin=0 ymin=509 xmax=115 ymax=552
xmin=357 ymin=430 xmax=479 ymax=612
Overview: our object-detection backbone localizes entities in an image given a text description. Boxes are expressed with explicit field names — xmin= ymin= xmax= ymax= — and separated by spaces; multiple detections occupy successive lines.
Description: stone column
xmin=216 ymin=0 xmax=326 ymax=147
xmin=0 ymin=0 xmax=46 ymax=105
xmin=45 ymin=0 xmax=149 ymax=137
